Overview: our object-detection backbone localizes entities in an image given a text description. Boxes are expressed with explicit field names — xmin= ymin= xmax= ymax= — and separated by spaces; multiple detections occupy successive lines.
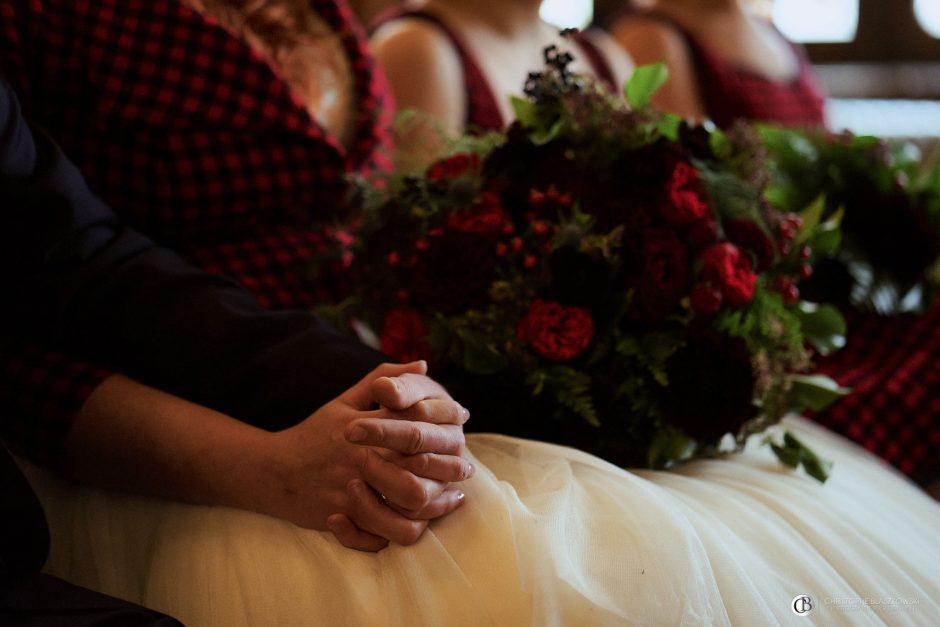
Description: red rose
xmin=638 ymin=228 xmax=690 ymax=321
xmin=517 ymin=299 xmax=594 ymax=361
xmin=660 ymin=161 xmax=711 ymax=226
xmin=700 ymin=243 xmax=757 ymax=307
xmin=724 ymin=219 xmax=775 ymax=271
xmin=446 ymin=191 xmax=513 ymax=237
xmin=689 ymin=282 xmax=722 ymax=315
xmin=380 ymin=308 xmax=433 ymax=363
xmin=426 ymin=152 xmax=480 ymax=182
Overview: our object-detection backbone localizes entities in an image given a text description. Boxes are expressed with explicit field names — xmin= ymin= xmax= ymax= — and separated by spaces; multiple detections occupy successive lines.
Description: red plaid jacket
xmin=0 ymin=0 xmax=394 ymax=467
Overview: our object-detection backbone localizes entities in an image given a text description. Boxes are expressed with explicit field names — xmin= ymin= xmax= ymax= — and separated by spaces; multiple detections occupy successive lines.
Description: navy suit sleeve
xmin=0 ymin=79 xmax=385 ymax=430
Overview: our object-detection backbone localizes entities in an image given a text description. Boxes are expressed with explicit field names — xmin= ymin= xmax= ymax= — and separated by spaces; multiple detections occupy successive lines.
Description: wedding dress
xmin=21 ymin=416 xmax=940 ymax=626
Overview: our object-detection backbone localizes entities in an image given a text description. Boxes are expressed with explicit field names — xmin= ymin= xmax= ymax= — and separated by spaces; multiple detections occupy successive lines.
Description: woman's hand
xmin=261 ymin=362 xmax=474 ymax=551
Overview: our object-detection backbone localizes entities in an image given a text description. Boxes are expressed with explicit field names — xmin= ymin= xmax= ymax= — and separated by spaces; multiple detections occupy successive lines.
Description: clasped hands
xmin=267 ymin=361 xmax=473 ymax=552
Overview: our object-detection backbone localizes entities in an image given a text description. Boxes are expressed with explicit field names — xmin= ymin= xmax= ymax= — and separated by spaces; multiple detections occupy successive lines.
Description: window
xmin=773 ymin=0 xmax=940 ymax=62
xmin=915 ymin=0 xmax=940 ymax=38
xmin=540 ymin=0 xmax=593 ymax=30
xmin=773 ymin=0 xmax=858 ymax=43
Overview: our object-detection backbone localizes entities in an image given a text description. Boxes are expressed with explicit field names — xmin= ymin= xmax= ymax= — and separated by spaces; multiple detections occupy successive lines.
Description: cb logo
xmin=792 ymin=595 xmax=813 ymax=616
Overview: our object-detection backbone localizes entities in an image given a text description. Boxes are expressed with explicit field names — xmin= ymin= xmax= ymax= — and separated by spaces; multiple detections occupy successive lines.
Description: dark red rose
xmin=446 ymin=191 xmax=513 ymax=237
xmin=426 ymin=152 xmax=481 ymax=182
xmin=412 ymin=231 xmax=496 ymax=315
xmin=517 ymin=299 xmax=594 ymax=361
xmin=700 ymin=243 xmax=757 ymax=307
xmin=688 ymin=218 xmax=718 ymax=249
xmin=638 ymin=228 xmax=690 ymax=321
xmin=689 ymin=282 xmax=722 ymax=315
xmin=724 ymin=219 xmax=775 ymax=271
xmin=660 ymin=329 xmax=757 ymax=442
xmin=660 ymin=161 xmax=711 ymax=226
xmin=380 ymin=308 xmax=433 ymax=363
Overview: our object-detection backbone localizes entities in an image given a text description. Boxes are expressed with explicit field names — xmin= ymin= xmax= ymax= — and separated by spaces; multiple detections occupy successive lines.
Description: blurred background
xmin=538 ymin=0 xmax=940 ymax=149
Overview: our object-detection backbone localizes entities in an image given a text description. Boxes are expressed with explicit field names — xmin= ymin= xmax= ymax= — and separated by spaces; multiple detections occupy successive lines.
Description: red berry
xmin=528 ymin=189 xmax=545 ymax=205
xmin=799 ymin=264 xmax=813 ymax=279
xmin=495 ymin=242 xmax=508 ymax=256
xmin=386 ymin=251 xmax=400 ymax=266
xmin=532 ymin=221 xmax=550 ymax=236
xmin=510 ymin=237 xmax=524 ymax=252
xmin=800 ymin=245 xmax=812 ymax=260
xmin=415 ymin=238 xmax=430 ymax=251
xmin=428 ymin=227 xmax=445 ymax=237
xmin=523 ymin=254 xmax=538 ymax=269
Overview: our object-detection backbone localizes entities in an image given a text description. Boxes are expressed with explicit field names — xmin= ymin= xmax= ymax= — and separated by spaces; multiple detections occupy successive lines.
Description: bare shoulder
xmin=370 ymin=16 xmax=467 ymax=146
xmin=605 ymin=14 xmax=689 ymax=67
xmin=370 ymin=17 xmax=463 ymax=82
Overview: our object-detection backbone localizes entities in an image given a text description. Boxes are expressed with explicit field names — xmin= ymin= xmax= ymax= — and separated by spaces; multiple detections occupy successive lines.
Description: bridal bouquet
xmin=762 ymin=127 xmax=940 ymax=314
xmin=335 ymin=48 xmax=845 ymax=479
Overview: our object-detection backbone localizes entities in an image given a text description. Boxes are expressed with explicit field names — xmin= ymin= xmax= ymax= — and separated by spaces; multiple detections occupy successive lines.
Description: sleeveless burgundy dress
xmin=373 ymin=9 xmax=618 ymax=131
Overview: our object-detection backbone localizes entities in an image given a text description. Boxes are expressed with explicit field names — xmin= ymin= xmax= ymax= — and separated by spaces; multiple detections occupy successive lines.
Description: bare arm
xmin=607 ymin=16 xmax=706 ymax=121
xmin=69 ymin=362 xmax=473 ymax=552
xmin=371 ymin=18 xmax=467 ymax=170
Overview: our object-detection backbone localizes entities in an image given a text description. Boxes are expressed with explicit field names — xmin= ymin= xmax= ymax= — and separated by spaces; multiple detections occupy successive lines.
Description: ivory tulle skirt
xmin=22 ymin=417 xmax=940 ymax=626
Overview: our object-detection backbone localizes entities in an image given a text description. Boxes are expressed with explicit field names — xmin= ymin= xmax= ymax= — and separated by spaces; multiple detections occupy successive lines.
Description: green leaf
xmin=510 ymin=95 xmax=539 ymax=128
xmin=783 ymin=432 xmax=833 ymax=482
xmin=770 ymin=442 xmax=800 ymax=468
xmin=809 ymin=223 xmax=842 ymax=257
xmin=625 ymin=63 xmax=669 ymax=109
xmin=796 ymin=302 xmax=846 ymax=356
xmin=768 ymin=431 xmax=833 ymax=482
xmin=656 ymin=113 xmax=682 ymax=141
xmin=647 ymin=424 xmax=695 ymax=469
xmin=457 ymin=328 xmax=508 ymax=375
xmin=787 ymin=374 xmax=850 ymax=413
xmin=795 ymin=195 xmax=826 ymax=245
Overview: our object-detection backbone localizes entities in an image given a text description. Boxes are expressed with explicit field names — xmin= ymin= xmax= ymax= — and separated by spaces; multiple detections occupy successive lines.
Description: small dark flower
xmin=661 ymin=329 xmax=757 ymax=442
xmin=517 ymin=299 xmax=595 ymax=361
xmin=545 ymin=246 xmax=614 ymax=307
xmin=724 ymin=218 xmax=775 ymax=271
xmin=426 ymin=152 xmax=481 ymax=182
xmin=660 ymin=161 xmax=711 ymax=226
xmin=380 ymin=308 xmax=433 ymax=363
xmin=412 ymin=231 xmax=496 ymax=315
xmin=447 ymin=191 xmax=513 ymax=237
xmin=638 ymin=228 xmax=690 ymax=321
xmin=700 ymin=243 xmax=757 ymax=307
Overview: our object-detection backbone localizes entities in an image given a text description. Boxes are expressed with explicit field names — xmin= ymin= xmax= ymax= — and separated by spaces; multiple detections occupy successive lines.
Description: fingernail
xmin=466 ymin=463 xmax=474 ymax=478
xmin=459 ymin=405 xmax=470 ymax=420
xmin=348 ymin=426 xmax=367 ymax=442
xmin=456 ymin=491 xmax=465 ymax=501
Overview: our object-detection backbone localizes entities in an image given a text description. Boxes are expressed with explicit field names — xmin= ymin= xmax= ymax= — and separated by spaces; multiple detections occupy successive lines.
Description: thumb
xmin=343 ymin=361 xmax=429 ymax=408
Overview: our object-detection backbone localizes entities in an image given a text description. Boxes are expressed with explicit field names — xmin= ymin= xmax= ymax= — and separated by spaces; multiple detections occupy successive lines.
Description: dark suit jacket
xmin=0 ymin=79 xmax=384 ymax=433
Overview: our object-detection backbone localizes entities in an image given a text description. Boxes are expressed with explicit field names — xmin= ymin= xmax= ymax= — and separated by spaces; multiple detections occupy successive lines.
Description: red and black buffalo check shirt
xmin=0 ymin=0 xmax=394 ymax=467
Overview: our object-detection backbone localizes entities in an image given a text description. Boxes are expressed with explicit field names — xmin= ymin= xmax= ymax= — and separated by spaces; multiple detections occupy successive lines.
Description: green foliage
xmin=624 ymin=63 xmax=669 ymax=110
xmin=768 ymin=431 xmax=833 ymax=482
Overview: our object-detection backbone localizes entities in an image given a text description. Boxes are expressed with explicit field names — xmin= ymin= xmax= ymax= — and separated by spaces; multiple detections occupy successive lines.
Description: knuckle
xmin=398 ymin=522 xmax=426 ymax=546
xmin=405 ymin=424 xmax=426 ymax=453
xmin=411 ymin=400 xmax=431 ymax=422
xmin=401 ymin=474 xmax=432 ymax=510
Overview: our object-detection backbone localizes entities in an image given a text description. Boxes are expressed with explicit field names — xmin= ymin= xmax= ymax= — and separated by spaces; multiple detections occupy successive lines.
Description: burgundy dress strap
xmin=371 ymin=9 xmax=504 ymax=132
xmin=606 ymin=9 xmax=826 ymax=129
xmin=571 ymin=31 xmax=617 ymax=92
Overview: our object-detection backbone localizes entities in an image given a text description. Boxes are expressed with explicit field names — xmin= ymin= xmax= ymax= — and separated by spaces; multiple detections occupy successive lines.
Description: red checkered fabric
xmin=606 ymin=10 xmax=826 ymax=129
xmin=0 ymin=0 xmax=394 ymax=464
xmin=813 ymin=300 xmax=940 ymax=485
xmin=371 ymin=8 xmax=617 ymax=132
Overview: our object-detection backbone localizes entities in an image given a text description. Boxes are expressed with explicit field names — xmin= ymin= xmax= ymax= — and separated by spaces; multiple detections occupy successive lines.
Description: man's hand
xmin=262 ymin=362 xmax=473 ymax=551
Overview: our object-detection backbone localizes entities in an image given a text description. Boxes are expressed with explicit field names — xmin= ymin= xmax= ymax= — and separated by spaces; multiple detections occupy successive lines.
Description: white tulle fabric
xmin=22 ymin=417 xmax=940 ymax=626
